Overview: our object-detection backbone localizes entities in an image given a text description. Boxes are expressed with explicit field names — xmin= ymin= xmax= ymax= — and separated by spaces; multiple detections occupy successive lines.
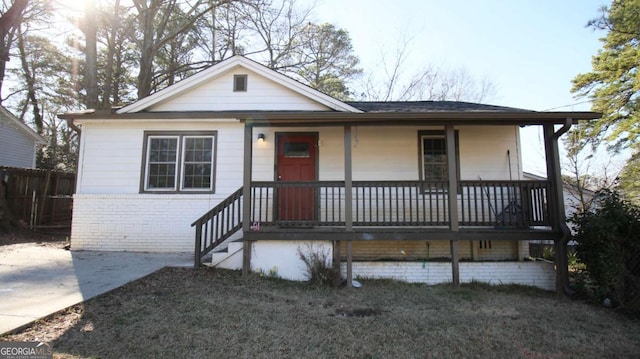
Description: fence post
xmin=37 ymin=171 xmax=52 ymax=226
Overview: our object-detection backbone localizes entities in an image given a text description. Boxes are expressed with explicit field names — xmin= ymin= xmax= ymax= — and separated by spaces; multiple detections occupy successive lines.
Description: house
xmin=523 ymin=171 xmax=598 ymax=221
xmin=523 ymin=171 xmax=598 ymax=255
xmin=0 ymin=106 xmax=46 ymax=168
xmin=59 ymin=56 xmax=600 ymax=292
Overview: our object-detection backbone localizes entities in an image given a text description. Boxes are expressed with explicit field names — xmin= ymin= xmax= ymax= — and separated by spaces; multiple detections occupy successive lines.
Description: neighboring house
xmin=0 ymin=106 xmax=46 ymax=168
xmin=59 ymin=56 xmax=599 ymax=291
xmin=523 ymin=171 xmax=597 ymax=223
xmin=523 ymin=171 xmax=597 ymax=248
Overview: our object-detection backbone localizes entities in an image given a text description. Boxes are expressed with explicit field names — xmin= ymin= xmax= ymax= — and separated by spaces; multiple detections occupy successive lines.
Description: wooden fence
xmin=1 ymin=166 xmax=75 ymax=228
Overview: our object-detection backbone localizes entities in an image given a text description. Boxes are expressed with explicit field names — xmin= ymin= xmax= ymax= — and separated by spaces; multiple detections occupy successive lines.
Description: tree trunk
xmin=136 ymin=0 xmax=160 ymax=99
xmin=16 ymin=27 xmax=42 ymax=134
xmin=0 ymin=0 xmax=28 ymax=104
xmin=101 ymin=0 xmax=121 ymax=109
xmin=85 ymin=0 xmax=98 ymax=109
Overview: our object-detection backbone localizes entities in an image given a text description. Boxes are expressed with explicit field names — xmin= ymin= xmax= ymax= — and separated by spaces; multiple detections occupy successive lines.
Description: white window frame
xmin=145 ymin=135 xmax=179 ymax=192
xmin=142 ymin=132 xmax=217 ymax=193
xmin=180 ymin=136 xmax=215 ymax=191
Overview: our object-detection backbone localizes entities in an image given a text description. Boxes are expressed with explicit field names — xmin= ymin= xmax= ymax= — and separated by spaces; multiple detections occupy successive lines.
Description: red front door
xmin=276 ymin=133 xmax=317 ymax=221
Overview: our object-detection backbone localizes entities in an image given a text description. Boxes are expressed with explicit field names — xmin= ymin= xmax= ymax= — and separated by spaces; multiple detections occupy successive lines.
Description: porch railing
xmin=194 ymin=180 xmax=551 ymax=266
xmin=249 ymin=180 xmax=551 ymax=228
xmin=192 ymin=187 xmax=243 ymax=267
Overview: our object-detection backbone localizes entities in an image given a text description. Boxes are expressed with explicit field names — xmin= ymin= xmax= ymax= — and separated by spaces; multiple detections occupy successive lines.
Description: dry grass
xmin=3 ymin=267 xmax=640 ymax=359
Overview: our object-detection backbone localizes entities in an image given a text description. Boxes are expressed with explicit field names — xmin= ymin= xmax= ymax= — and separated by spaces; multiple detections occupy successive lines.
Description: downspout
xmin=551 ymin=118 xmax=574 ymax=296
xmin=64 ymin=117 xmax=82 ymax=135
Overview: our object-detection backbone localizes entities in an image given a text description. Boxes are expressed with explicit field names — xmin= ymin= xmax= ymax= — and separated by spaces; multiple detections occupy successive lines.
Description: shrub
xmin=297 ymin=245 xmax=342 ymax=288
xmin=570 ymin=189 xmax=640 ymax=311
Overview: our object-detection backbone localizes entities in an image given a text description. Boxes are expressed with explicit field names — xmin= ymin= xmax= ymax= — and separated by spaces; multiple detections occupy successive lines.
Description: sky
xmin=307 ymin=0 xmax=616 ymax=175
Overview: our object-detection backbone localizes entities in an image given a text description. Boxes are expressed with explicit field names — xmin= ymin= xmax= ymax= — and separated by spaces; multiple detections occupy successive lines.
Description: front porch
xmin=194 ymin=111 xmax=588 ymax=291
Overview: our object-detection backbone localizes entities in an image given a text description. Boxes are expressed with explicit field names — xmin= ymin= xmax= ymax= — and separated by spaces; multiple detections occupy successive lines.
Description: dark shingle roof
xmin=346 ymin=101 xmax=535 ymax=113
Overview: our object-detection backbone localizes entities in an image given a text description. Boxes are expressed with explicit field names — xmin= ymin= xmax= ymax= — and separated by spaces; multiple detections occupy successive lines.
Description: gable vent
xmin=234 ymin=74 xmax=247 ymax=92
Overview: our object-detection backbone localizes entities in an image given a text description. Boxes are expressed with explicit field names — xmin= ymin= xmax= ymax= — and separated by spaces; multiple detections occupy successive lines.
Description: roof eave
xmin=58 ymin=110 xmax=601 ymax=126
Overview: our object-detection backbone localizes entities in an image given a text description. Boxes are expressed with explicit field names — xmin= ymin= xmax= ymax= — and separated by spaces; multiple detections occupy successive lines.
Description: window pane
xmin=148 ymin=164 xmax=176 ymax=188
xmin=423 ymin=137 xmax=447 ymax=181
xmin=284 ymin=142 xmax=310 ymax=158
xmin=183 ymin=137 xmax=214 ymax=189
xmin=147 ymin=137 xmax=178 ymax=189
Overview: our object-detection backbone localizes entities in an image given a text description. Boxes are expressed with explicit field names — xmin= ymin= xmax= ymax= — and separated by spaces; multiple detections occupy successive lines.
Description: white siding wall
xmin=150 ymin=67 xmax=329 ymax=112
xmin=252 ymin=125 xmax=522 ymax=181
xmin=76 ymin=120 xmax=243 ymax=194
xmin=72 ymin=120 xmax=244 ymax=252
xmin=73 ymin=122 xmax=524 ymax=252
xmin=0 ymin=119 xmax=38 ymax=168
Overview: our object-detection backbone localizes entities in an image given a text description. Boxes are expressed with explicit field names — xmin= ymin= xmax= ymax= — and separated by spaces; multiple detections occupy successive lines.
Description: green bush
xmin=570 ymin=189 xmax=640 ymax=310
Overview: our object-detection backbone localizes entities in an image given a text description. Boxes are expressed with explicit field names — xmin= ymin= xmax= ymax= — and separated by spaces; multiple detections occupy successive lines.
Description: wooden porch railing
xmin=191 ymin=187 xmax=243 ymax=268
xmin=250 ymin=180 xmax=551 ymax=228
xmin=193 ymin=180 xmax=552 ymax=266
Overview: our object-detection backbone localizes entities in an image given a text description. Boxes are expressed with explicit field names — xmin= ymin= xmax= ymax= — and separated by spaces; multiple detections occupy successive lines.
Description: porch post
xmin=344 ymin=125 xmax=353 ymax=287
xmin=543 ymin=121 xmax=572 ymax=294
xmin=446 ymin=125 xmax=460 ymax=287
xmin=242 ymin=122 xmax=253 ymax=276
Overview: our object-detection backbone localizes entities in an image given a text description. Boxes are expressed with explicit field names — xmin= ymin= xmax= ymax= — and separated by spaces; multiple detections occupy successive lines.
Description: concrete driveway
xmin=0 ymin=244 xmax=192 ymax=335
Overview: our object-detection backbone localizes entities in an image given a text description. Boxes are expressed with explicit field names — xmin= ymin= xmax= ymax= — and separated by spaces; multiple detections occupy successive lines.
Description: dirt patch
xmin=0 ymin=228 xmax=69 ymax=250
xmin=2 ymin=267 xmax=640 ymax=358
xmin=334 ymin=307 xmax=383 ymax=317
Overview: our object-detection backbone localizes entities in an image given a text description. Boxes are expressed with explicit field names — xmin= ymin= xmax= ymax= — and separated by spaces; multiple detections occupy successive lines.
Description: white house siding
xmin=251 ymin=125 xmax=521 ymax=181
xmin=73 ymin=121 xmax=525 ymax=252
xmin=149 ymin=67 xmax=330 ymax=112
xmin=72 ymin=119 xmax=244 ymax=252
xmin=0 ymin=118 xmax=38 ymax=168
xmin=342 ymin=261 xmax=555 ymax=290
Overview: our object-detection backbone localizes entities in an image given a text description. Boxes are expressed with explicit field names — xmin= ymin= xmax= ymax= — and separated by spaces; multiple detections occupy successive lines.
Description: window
xmin=233 ymin=74 xmax=247 ymax=91
xmin=284 ymin=142 xmax=310 ymax=158
xmin=142 ymin=132 xmax=216 ymax=193
xmin=418 ymin=130 xmax=459 ymax=183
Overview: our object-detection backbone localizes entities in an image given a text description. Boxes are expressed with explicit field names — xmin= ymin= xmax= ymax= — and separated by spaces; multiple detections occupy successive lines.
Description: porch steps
xmin=206 ymin=240 xmax=243 ymax=270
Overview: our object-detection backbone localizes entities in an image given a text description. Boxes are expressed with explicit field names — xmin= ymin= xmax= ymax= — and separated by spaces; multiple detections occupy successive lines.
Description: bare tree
xmin=359 ymin=38 xmax=497 ymax=103
xmin=132 ymin=0 xmax=231 ymax=99
xmin=563 ymin=128 xmax=620 ymax=213
xmin=0 ymin=0 xmax=29 ymax=104
xmin=238 ymin=0 xmax=314 ymax=71
xmin=84 ymin=0 xmax=98 ymax=109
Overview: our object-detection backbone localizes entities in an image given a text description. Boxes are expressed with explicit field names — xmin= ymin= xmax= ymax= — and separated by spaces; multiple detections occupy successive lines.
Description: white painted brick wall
xmin=71 ymin=193 xmax=229 ymax=252
xmin=341 ymin=261 xmax=555 ymax=291
xmin=252 ymin=240 xmax=333 ymax=281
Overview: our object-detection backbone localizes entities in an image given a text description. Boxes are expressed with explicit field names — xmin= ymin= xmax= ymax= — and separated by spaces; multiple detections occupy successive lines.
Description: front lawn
xmin=3 ymin=268 xmax=639 ymax=358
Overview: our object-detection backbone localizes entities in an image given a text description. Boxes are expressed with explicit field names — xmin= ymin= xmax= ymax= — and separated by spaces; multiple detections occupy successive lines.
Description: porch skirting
xmin=246 ymin=240 xmax=555 ymax=290
xmin=341 ymin=261 xmax=555 ymax=291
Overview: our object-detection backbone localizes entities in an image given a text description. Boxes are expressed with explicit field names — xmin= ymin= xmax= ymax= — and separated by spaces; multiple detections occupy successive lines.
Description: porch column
xmin=543 ymin=120 xmax=572 ymax=294
xmin=242 ymin=122 xmax=253 ymax=276
xmin=344 ymin=125 xmax=353 ymax=288
xmin=446 ymin=125 xmax=460 ymax=287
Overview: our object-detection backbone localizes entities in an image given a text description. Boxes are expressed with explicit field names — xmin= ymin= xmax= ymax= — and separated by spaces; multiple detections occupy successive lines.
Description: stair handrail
xmin=192 ymin=187 xmax=243 ymax=268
